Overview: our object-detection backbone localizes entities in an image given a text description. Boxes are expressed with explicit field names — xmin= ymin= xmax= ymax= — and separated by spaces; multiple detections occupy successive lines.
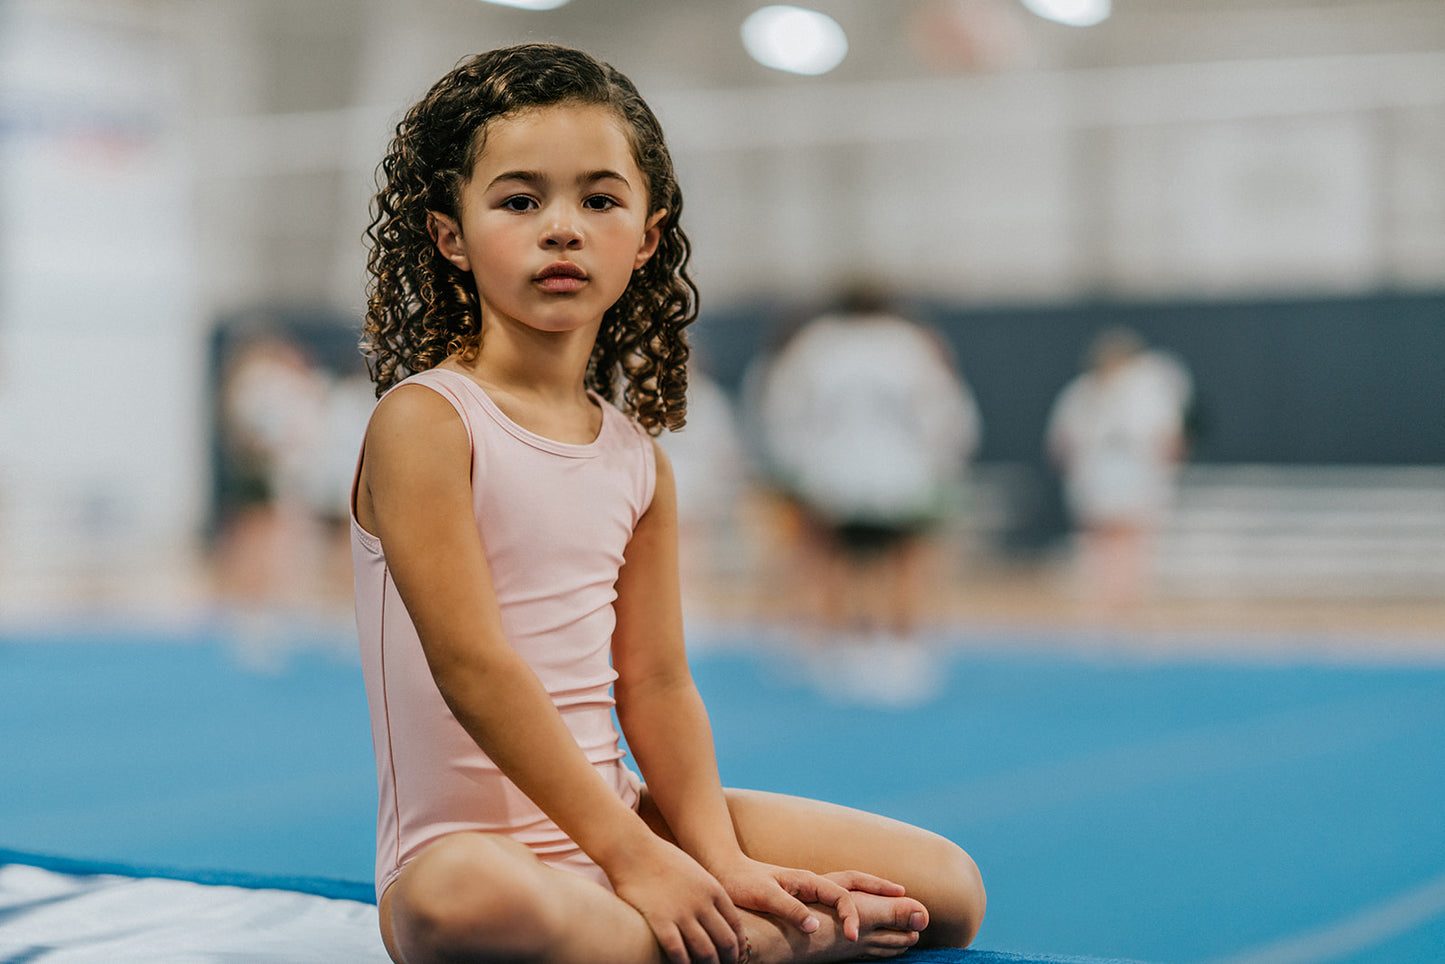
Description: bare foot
xmin=745 ymin=887 xmax=929 ymax=963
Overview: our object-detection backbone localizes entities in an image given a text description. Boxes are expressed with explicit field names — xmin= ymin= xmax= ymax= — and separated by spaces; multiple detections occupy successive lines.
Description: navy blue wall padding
xmin=694 ymin=289 xmax=1445 ymax=468
xmin=692 ymin=288 xmax=1445 ymax=547
xmin=0 ymin=848 xmax=374 ymax=904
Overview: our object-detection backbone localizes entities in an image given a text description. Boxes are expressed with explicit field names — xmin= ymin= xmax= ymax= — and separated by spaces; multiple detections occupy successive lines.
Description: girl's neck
xmin=465 ymin=317 xmax=596 ymax=399
xmin=442 ymin=324 xmax=603 ymax=445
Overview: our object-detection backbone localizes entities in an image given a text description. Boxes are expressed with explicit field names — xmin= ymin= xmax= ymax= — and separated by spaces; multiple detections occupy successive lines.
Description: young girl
xmin=352 ymin=44 xmax=984 ymax=964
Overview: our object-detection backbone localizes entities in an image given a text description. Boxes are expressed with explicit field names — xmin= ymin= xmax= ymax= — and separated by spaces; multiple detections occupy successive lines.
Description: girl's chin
xmin=480 ymin=313 xmax=604 ymax=336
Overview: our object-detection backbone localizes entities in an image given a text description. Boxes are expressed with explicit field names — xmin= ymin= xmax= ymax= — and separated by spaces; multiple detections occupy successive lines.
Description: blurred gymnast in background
xmin=752 ymin=283 xmax=980 ymax=678
xmin=1046 ymin=327 xmax=1192 ymax=619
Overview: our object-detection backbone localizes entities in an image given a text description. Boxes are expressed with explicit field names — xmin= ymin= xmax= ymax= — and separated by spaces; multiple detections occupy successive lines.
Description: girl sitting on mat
xmin=351 ymin=43 xmax=984 ymax=964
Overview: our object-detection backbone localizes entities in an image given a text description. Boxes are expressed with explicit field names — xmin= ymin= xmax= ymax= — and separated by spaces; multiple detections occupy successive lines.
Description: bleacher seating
xmin=1155 ymin=465 xmax=1445 ymax=598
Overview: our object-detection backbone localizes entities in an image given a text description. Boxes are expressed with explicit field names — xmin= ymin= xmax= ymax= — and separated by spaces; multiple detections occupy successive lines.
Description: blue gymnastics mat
xmin=0 ymin=852 xmax=1133 ymax=964
xmin=0 ymin=850 xmax=1134 ymax=964
xmin=2 ymin=620 xmax=1443 ymax=962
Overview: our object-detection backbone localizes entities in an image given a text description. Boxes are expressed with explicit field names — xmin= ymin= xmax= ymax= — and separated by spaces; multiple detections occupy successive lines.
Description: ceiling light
xmin=742 ymin=6 xmax=849 ymax=76
xmin=476 ymin=0 xmax=571 ymax=10
xmin=1020 ymin=0 xmax=1110 ymax=27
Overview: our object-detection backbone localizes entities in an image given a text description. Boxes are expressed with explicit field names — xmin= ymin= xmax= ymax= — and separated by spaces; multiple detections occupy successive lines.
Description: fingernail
xmin=801 ymin=916 xmax=819 ymax=933
xmin=910 ymin=912 xmax=926 ymax=931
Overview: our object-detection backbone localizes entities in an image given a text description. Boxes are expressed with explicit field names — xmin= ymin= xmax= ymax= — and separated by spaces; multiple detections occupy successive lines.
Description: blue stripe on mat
xmin=0 ymin=847 xmax=374 ymax=904
xmin=941 ymin=954 xmax=1148 ymax=963
xmin=924 ymin=954 xmax=1146 ymax=963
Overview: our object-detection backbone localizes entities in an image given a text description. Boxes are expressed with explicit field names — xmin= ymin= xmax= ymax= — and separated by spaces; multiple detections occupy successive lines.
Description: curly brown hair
xmin=362 ymin=44 xmax=696 ymax=433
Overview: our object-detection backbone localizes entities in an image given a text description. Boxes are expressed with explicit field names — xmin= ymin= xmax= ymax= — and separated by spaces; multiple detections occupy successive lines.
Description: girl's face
xmin=429 ymin=102 xmax=666 ymax=342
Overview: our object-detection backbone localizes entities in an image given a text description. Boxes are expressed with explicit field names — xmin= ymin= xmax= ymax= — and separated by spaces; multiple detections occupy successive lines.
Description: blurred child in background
xmin=1046 ymin=327 xmax=1192 ymax=619
xmin=753 ymin=284 xmax=980 ymax=698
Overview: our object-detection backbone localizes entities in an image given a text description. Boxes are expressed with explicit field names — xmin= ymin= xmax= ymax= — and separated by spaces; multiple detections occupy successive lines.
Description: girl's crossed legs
xmin=379 ymin=788 xmax=984 ymax=964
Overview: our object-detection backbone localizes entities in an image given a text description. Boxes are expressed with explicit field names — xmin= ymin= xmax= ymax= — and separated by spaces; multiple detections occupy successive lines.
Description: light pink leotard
xmin=351 ymin=368 xmax=655 ymax=903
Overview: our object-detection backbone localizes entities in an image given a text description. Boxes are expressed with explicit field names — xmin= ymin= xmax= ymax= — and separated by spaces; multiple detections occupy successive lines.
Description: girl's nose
xmin=541 ymin=210 xmax=583 ymax=249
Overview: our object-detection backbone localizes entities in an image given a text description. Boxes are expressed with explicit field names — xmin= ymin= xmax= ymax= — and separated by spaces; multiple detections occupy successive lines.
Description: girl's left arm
xmin=612 ymin=443 xmax=897 ymax=941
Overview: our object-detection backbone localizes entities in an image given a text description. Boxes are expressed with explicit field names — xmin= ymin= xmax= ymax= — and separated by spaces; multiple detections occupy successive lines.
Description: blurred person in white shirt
xmin=1046 ymin=327 xmax=1191 ymax=619
xmin=754 ymin=283 xmax=980 ymax=695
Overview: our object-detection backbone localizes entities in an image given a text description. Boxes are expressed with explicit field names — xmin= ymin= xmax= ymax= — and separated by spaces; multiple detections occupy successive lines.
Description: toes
xmin=890 ymin=899 xmax=928 ymax=931
xmin=861 ymin=928 xmax=921 ymax=956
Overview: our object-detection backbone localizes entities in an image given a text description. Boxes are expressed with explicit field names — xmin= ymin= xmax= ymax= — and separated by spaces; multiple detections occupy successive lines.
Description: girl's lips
xmin=536 ymin=275 xmax=587 ymax=293
xmin=535 ymin=262 xmax=587 ymax=293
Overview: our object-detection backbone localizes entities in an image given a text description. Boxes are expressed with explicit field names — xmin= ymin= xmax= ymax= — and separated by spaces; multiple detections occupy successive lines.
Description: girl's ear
xmin=633 ymin=209 xmax=668 ymax=271
xmin=428 ymin=211 xmax=471 ymax=272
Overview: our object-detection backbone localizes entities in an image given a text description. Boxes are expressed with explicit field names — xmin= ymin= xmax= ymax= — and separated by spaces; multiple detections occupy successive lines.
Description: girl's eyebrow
xmin=581 ymin=169 xmax=631 ymax=188
xmin=488 ymin=170 xmax=545 ymax=190
xmin=488 ymin=169 xmax=632 ymax=190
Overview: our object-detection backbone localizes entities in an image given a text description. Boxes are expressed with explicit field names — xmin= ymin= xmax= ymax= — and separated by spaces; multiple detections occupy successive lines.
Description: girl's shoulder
xmin=367 ymin=370 xmax=473 ymax=443
xmin=595 ymin=393 xmax=653 ymax=441
xmin=591 ymin=395 xmax=659 ymax=510
xmin=384 ymin=366 xmax=470 ymax=398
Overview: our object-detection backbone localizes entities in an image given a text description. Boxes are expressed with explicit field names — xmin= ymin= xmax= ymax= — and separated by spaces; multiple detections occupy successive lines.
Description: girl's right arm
xmin=359 ymin=385 xmax=744 ymax=964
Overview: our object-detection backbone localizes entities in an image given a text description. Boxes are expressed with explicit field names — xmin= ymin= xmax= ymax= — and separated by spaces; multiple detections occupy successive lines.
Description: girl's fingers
xmin=831 ymin=891 xmax=862 ymax=942
xmin=780 ymin=869 xmax=839 ymax=905
xmin=655 ymin=922 xmax=690 ymax=964
xmin=700 ymin=902 xmax=743 ymax=964
xmin=780 ymin=893 xmax=823 ymax=934
xmin=744 ymin=881 xmax=823 ymax=936
xmin=715 ymin=894 xmax=747 ymax=959
xmin=688 ymin=912 xmax=739 ymax=964
xmin=789 ymin=873 xmax=857 ymax=936
xmin=824 ymin=869 xmax=907 ymax=896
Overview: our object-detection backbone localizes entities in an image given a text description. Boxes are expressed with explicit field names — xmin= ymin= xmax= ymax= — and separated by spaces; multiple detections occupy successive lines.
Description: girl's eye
xmin=583 ymin=195 xmax=618 ymax=211
xmin=501 ymin=195 xmax=537 ymax=212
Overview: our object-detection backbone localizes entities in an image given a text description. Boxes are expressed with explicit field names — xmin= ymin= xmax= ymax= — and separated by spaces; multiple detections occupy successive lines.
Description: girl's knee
xmin=398 ymin=835 xmax=559 ymax=961
xmin=923 ymin=840 xmax=986 ymax=948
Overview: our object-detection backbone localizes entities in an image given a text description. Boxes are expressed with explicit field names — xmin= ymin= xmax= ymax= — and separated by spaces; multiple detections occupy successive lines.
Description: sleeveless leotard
xmin=351 ymin=368 xmax=656 ymax=903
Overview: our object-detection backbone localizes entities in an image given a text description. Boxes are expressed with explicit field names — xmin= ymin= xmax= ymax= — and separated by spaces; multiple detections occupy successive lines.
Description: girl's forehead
xmin=473 ymin=103 xmax=636 ymax=167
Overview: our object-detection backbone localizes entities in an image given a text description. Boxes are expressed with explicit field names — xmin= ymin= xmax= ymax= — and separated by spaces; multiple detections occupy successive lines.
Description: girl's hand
xmin=607 ymin=837 xmax=746 ymax=964
xmin=711 ymin=858 xmax=907 ymax=942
